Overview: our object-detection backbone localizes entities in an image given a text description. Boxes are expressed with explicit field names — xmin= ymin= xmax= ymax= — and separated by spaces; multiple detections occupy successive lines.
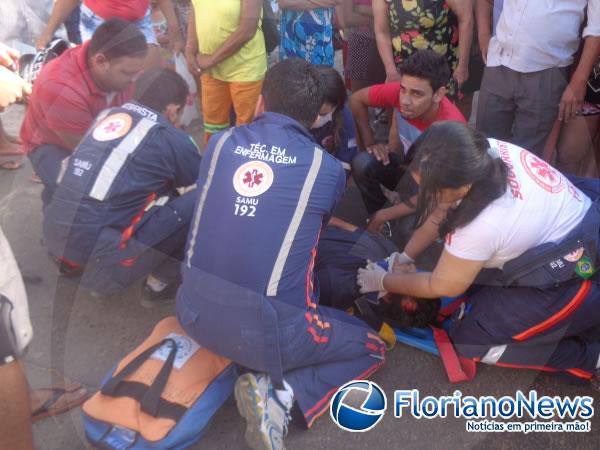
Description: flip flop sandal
xmin=0 ymin=160 xmax=22 ymax=170
xmin=30 ymin=383 xmax=88 ymax=423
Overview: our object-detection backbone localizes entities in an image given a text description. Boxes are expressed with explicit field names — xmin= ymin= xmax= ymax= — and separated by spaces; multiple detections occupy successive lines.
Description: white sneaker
xmin=234 ymin=373 xmax=291 ymax=450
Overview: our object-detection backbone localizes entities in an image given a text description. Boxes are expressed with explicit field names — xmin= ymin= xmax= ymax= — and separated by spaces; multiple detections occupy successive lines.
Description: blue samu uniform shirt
xmin=182 ymin=112 xmax=346 ymax=310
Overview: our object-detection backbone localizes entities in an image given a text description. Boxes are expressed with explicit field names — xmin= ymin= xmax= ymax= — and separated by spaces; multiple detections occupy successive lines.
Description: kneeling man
xmin=44 ymin=68 xmax=201 ymax=304
xmin=177 ymin=59 xmax=386 ymax=450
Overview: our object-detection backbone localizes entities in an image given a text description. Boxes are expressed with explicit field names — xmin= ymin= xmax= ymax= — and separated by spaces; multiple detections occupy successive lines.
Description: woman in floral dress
xmin=373 ymin=0 xmax=472 ymax=97
xmin=278 ymin=0 xmax=339 ymax=66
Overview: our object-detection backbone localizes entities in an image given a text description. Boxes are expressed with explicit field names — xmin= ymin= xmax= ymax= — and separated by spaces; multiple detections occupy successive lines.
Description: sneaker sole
xmin=139 ymin=284 xmax=176 ymax=309
xmin=234 ymin=375 xmax=281 ymax=450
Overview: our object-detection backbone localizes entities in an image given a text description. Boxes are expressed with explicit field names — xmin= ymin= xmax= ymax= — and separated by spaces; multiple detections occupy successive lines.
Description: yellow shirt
xmin=192 ymin=0 xmax=267 ymax=82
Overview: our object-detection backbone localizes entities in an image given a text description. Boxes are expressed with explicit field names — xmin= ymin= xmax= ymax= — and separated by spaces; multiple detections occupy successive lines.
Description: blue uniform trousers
xmin=80 ymin=191 xmax=196 ymax=296
xmin=450 ymin=279 xmax=600 ymax=378
xmin=177 ymin=282 xmax=386 ymax=427
xmin=28 ymin=144 xmax=71 ymax=208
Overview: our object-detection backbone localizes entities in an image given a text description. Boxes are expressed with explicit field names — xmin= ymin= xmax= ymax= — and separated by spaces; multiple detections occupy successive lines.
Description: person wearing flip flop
xmin=0 ymin=43 xmax=31 ymax=171
xmin=0 ymin=227 xmax=88 ymax=450
xmin=20 ymin=18 xmax=147 ymax=208
xmin=357 ymin=121 xmax=600 ymax=388
xmin=0 ymin=46 xmax=87 ymax=445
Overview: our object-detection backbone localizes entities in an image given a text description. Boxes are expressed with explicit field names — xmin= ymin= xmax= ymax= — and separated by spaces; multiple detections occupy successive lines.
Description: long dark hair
xmin=315 ymin=65 xmax=347 ymax=154
xmin=401 ymin=122 xmax=508 ymax=237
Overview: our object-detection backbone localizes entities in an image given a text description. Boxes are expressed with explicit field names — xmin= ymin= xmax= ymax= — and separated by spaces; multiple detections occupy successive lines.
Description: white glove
xmin=357 ymin=263 xmax=387 ymax=296
xmin=389 ymin=251 xmax=414 ymax=266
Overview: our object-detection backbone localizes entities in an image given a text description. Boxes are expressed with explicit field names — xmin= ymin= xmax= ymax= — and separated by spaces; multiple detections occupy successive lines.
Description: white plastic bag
xmin=174 ymin=53 xmax=200 ymax=128
xmin=0 ymin=0 xmax=65 ymax=48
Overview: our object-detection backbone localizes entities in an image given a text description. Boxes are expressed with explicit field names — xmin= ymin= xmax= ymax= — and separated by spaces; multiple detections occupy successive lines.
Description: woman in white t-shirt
xmin=357 ymin=121 xmax=600 ymax=384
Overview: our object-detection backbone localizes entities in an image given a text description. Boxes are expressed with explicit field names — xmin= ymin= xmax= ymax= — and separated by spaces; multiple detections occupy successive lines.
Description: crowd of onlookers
xmin=1 ymin=0 xmax=598 ymax=177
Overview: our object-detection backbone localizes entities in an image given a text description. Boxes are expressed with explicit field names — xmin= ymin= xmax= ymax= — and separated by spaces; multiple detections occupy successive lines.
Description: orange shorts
xmin=200 ymin=74 xmax=264 ymax=143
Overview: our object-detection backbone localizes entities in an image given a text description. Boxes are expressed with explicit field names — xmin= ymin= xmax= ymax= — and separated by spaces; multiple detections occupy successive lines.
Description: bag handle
xmin=140 ymin=339 xmax=178 ymax=416
xmin=101 ymin=338 xmax=178 ymax=417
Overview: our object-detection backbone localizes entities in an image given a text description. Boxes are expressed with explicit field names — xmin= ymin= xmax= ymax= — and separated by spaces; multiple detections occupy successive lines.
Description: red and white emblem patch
xmin=564 ymin=247 xmax=585 ymax=263
xmin=93 ymin=113 xmax=133 ymax=142
xmin=233 ymin=161 xmax=274 ymax=197
xmin=520 ymin=150 xmax=564 ymax=194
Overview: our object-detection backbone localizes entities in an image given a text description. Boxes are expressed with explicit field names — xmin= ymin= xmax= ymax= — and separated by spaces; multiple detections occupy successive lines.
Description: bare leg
xmin=0 ymin=118 xmax=22 ymax=155
xmin=0 ymin=361 xmax=34 ymax=450
xmin=556 ymin=115 xmax=600 ymax=176
xmin=144 ymin=44 xmax=162 ymax=70
xmin=456 ymin=91 xmax=474 ymax=122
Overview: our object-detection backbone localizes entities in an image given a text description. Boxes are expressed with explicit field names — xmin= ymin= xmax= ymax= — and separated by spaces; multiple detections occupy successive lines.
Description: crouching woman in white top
xmin=357 ymin=121 xmax=600 ymax=385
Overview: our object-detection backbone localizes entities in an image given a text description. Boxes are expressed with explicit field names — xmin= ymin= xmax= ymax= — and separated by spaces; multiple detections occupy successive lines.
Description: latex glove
xmin=388 ymin=251 xmax=414 ymax=268
xmin=357 ymin=263 xmax=387 ymax=296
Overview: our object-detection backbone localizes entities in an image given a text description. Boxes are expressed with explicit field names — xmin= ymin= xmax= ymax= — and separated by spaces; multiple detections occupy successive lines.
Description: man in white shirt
xmin=475 ymin=0 xmax=600 ymax=156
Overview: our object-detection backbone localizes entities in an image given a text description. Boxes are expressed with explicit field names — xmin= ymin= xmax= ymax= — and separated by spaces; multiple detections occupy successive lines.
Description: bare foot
xmin=0 ymin=159 xmax=22 ymax=170
xmin=0 ymin=139 xmax=22 ymax=156
xmin=5 ymin=132 xmax=21 ymax=145
xmin=0 ymin=117 xmax=22 ymax=152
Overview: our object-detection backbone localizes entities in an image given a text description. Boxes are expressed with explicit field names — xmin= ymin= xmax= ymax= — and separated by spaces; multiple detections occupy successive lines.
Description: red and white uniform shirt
xmin=445 ymin=139 xmax=592 ymax=269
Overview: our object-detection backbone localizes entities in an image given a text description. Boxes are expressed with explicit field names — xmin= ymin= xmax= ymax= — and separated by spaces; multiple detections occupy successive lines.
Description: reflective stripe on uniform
xmin=267 ymin=148 xmax=323 ymax=296
xmin=89 ymin=118 xmax=157 ymax=201
xmin=480 ymin=344 xmax=507 ymax=365
xmin=57 ymin=108 xmax=113 ymax=186
xmin=512 ymin=280 xmax=592 ymax=341
xmin=186 ymin=129 xmax=233 ymax=268
xmin=56 ymin=157 xmax=69 ymax=185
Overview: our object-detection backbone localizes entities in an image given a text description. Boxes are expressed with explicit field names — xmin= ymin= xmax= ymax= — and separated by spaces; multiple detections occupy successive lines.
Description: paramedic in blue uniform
xmin=177 ymin=58 xmax=386 ymax=450
xmin=358 ymin=121 xmax=600 ymax=386
xmin=43 ymin=68 xmax=201 ymax=305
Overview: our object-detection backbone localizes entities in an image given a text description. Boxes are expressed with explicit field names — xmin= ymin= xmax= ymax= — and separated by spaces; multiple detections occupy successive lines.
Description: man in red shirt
xmin=21 ymin=18 xmax=147 ymax=206
xmin=350 ymin=49 xmax=466 ymax=231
